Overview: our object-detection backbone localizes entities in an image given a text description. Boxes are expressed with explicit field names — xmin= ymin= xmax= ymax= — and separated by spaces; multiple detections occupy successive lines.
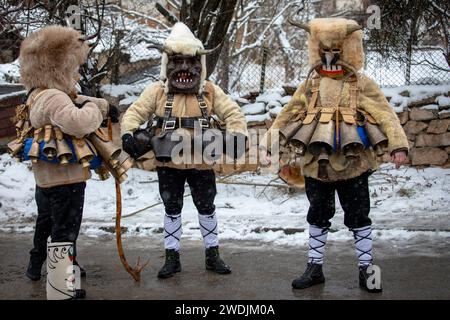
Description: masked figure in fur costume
xmin=261 ymin=18 xmax=408 ymax=292
xmin=18 ymin=25 xmax=118 ymax=299
xmin=121 ymin=23 xmax=247 ymax=278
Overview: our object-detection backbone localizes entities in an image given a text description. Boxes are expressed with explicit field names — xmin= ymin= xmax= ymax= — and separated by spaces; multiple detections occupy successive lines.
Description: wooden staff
xmin=108 ymin=118 xmax=148 ymax=281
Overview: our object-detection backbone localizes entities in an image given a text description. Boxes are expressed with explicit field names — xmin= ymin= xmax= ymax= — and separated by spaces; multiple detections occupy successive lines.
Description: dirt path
xmin=0 ymin=232 xmax=449 ymax=300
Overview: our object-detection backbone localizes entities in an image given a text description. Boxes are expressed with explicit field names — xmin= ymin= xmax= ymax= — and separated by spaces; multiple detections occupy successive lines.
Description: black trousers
xmin=305 ymin=171 xmax=372 ymax=229
xmin=156 ymin=167 xmax=217 ymax=215
xmin=30 ymin=182 xmax=86 ymax=263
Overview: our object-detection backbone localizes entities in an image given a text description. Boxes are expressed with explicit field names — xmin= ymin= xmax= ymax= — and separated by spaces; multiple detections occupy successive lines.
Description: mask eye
xmin=322 ymin=48 xmax=331 ymax=53
xmin=332 ymin=49 xmax=340 ymax=53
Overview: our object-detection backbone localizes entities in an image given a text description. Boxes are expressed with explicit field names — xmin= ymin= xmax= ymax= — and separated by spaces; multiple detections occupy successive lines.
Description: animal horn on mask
xmin=196 ymin=44 xmax=222 ymax=55
xmin=346 ymin=24 xmax=363 ymax=36
xmin=288 ymin=17 xmax=310 ymax=33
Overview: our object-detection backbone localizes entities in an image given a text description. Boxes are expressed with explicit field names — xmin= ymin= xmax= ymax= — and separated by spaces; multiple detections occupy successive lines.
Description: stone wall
xmin=391 ymin=93 xmax=450 ymax=167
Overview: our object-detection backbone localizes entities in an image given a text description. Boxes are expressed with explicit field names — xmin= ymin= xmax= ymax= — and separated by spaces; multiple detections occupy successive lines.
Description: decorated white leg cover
xmin=352 ymin=226 xmax=373 ymax=267
xmin=198 ymin=212 xmax=219 ymax=249
xmin=46 ymin=239 xmax=79 ymax=300
xmin=164 ymin=213 xmax=182 ymax=251
xmin=308 ymin=225 xmax=328 ymax=265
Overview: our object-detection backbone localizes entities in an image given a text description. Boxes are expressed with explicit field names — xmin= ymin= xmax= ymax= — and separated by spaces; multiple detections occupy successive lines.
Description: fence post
xmin=260 ymin=46 xmax=269 ymax=94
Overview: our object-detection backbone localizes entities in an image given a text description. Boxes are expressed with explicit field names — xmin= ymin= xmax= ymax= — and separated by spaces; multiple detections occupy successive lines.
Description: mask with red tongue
xmin=318 ymin=47 xmax=344 ymax=79
xmin=167 ymin=54 xmax=202 ymax=94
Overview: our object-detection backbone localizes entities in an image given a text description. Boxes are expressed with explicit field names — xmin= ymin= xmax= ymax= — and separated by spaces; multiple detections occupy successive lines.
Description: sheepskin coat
xmin=27 ymin=89 xmax=108 ymax=188
xmin=19 ymin=26 xmax=109 ymax=187
xmin=121 ymin=80 xmax=248 ymax=170
xmin=262 ymin=74 xmax=409 ymax=181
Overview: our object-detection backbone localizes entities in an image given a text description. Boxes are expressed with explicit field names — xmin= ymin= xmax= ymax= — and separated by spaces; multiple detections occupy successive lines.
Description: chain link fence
xmin=1 ymin=2 xmax=449 ymax=96
xmin=217 ymin=45 xmax=450 ymax=96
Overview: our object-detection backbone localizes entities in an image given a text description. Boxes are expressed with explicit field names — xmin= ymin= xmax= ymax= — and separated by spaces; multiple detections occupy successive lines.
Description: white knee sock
xmin=308 ymin=225 xmax=328 ymax=265
xmin=352 ymin=226 xmax=373 ymax=267
xmin=198 ymin=212 xmax=219 ymax=248
xmin=164 ymin=213 xmax=182 ymax=251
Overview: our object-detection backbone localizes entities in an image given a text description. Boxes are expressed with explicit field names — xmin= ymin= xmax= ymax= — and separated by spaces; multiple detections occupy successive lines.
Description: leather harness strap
xmin=160 ymin=93 xmax=210 ymax=131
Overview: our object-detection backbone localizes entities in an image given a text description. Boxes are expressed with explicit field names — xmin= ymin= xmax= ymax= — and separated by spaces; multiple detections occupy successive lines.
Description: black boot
xmin=26 ymin=256 xmax=44 ymax=281
xmin=157 ymin=249 xmax=181 ymax=279
xmin=359 ymin=265 xmax=382 ymax=293
xmin=74 ymin=260 xmax=86 ymax=278
xmin=205 ymin=246 xmax=231 ymax=274
xmin=292 ymin=263 xmax=325 ymax=289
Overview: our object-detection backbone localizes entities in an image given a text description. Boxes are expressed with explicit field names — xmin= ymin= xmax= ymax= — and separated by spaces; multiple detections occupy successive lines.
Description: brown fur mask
xmin=308 ymin=18 xmax=364 ymax=71
xmin=19 ymin=25 xmax=89 ymax=93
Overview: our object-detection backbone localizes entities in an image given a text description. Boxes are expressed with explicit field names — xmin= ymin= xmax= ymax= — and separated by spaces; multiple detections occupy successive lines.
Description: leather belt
xmin=154 ymin=116 xmax=210 ymax=130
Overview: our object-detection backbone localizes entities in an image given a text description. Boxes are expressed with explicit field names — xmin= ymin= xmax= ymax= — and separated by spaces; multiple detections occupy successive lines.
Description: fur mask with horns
xmin=19 ymin=25 xmax=91 ymax=94
xmin=159 ymin=22 xmax=220 ymax=94
xmin=289 ymin=18 xmax=364 ymax=78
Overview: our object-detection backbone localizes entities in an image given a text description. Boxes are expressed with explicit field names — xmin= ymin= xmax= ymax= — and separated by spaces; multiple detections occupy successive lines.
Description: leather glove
xmin=122 ymin=133 xmax=140 ymax=159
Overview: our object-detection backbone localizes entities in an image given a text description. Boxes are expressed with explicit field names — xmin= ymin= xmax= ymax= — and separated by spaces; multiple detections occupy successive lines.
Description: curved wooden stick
xmin=108 ymin=118 xmax=149 ymax=282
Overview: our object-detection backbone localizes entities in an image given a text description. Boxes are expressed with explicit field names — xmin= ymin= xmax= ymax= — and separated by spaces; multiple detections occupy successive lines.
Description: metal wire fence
xmin=1 ymin=2 xmax=449 ymax=95
xmin=216 ymin=45 xmax=450 ymax=96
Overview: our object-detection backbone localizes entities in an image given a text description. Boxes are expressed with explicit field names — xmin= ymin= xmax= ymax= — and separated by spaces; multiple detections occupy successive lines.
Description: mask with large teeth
xmin=318 ymin=44 xmax=345 ymax=78
xmin=167 ymin=54 xmax=202 ymax=94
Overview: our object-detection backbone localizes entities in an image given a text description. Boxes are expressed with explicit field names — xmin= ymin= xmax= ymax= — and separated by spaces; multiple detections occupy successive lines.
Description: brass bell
xmin=114 ymin=165 xmax=127 ymax=177
xmin=308 ymin=120 xmax=335 ymax=156
xmin=43 ymin=139 xmax=57 ymax=161
xmin=7 ymin=139 xmax=23 ymax=157
xmin=317 ymin=149 xmax=330 ymax=180
xmin=279 ymin=121 xmax=302 ymax=147
xmin=72 ymin=138 xmax=94 ymax=168
xmin=117 ymin=151 xmax=133 ymax=172
xmin=117 ymin=172 xmax=128 ymax=184
xmin=88 ymin=133 xmax=121 ymax=161
xmin=317 ymin=148 xmax=330 ymax=165
xmin=56 ymin=139 xmax=73 ymax=165
xmin=28 ymin=141 xmax=40 ymax=163
xmin=108 ymin=158 xmax=120 ymax=169
xmin=365 ymin=123 xmax=388 ymax=156
xmin=290 ymin=119 xmax=318 ymax=156
xmin=339 ymin=122 xmax=364 ymax=158
xmin=95 ymin=165 xmax=110 ymax=181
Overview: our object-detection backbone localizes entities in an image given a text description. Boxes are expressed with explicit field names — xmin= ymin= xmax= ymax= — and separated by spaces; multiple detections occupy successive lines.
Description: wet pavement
xmin=0 ymin=232 xmax=449 ymax=300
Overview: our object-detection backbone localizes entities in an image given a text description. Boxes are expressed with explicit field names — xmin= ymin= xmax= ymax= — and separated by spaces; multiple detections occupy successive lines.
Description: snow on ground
xmin=1 ymin=154 xmax=449 ymax=247
xmin=0 ymin=60 xmax=20 ymax=83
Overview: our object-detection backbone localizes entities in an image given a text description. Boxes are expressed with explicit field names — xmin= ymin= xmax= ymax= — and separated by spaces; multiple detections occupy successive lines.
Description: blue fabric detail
xmin=357 ymin=126 xmax=371 ymax=148
xmin=333 ymin=125 xmax=371 ymax=152
xmin=23 ymin=138 xmax=102 ymax=169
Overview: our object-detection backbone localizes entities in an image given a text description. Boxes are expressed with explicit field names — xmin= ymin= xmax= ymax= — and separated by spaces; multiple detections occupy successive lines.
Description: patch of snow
xmin=245 ymin=112 xmax=272 ymax=123
xmin=119 ymin=95 xmax=138 ymax=106
xmin=0 ymin=60 xmax=20 ymax=83
xmin=256 ymin=92 xmax=283 ymax=104
xmin=242 ymin=102 xmax=266 ymax=115
xmin=279 ymin=95 xmax=292 ymax=105
xmin=420 ymin=104 xmax=439 ymax=110
xmin=266 ymin=100 xmax=282 ymax=110
xmin=269 ymin=106 xmax=283 ymax=117
xmin=436 ymin=95 xmax=450 ymax=108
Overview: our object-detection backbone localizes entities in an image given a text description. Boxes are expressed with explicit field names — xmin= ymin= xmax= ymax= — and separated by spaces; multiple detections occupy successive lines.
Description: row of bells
xmin=280 ymin=119 xmax=388 ymax=161
xmin=10 ymin=125 xmax=132 ymax=183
